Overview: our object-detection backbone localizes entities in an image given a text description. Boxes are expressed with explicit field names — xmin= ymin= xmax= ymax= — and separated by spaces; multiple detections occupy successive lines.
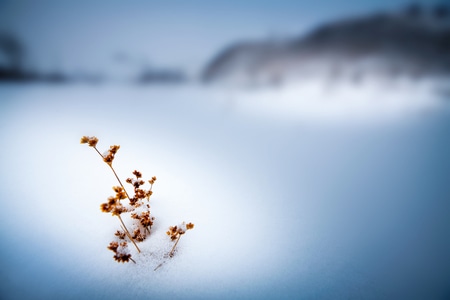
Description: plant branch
xmin=93 ymin=146 xmax=131 ymax=200
xmin=169 ymin=234 xmax=182 ymax=258
xmin=118 ymin=215 xmax=141 ymax=253
xmin=154 ymin=234 xmax=183 ymax=271
xmin=108 ymin=164 xmax=131 ymax=200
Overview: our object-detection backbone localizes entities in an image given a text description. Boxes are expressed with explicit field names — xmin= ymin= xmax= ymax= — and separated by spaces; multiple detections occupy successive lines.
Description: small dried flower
xmin=113 ymin=186 xmax=127 ymax=200
xmin=107 ymin=241 xmax=119 ymax=252
xmin=109 ymin=145 xmax=120 ymax=154
xmin=108 ymin=241 xmax=134 ymax=263
xmin=115 ymin=230 xmax=126 ymax=240
xmin=166 ymin=222 xmax=195 ymax=241
xmin=114 ymin=253 xmax=133 ymax=263
xmin=80 ymin=136 xmax=98 ymax=147
xmin=107 ymin=196 xmax=116 ymax=205
xmin=100 ymin=202 xmax=112 ymax=213
xmin=132 ymin=228 xmax=146 ymax=242
xmin=166 ymin=225 xmax=178 ymax=241
xmin=111 ymin=204 xmax=126 ymax=216
xmin=102 ymin=145 xmax=120 ymax=165
xmin=103 ymin=154 xmax=114 ymax=164
xmin=129 ymin=197 xmax=138 ymax=206
xmin=135 ymin=189 xmax=146 ymax=199
xmin=139 ymin=211 xmax=154 ymax=228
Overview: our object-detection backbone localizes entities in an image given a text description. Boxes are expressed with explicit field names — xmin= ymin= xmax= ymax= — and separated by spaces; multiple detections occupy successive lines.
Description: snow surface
xmin=0 ymin=81 xmax=449 ymax=299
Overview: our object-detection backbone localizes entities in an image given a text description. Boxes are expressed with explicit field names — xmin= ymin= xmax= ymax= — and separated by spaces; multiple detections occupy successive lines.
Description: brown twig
xmin=154 ymin=234 xmax=182 ymax=271
xmin=118 ymin=217 xmax=141 ymax=253
xmin=93 ymin=146 xmax=131 ymax=200
xmin=169 ymin=234 xmax=182 ymax=258
xmin=92 ymin=145 xmax=140 ymax=252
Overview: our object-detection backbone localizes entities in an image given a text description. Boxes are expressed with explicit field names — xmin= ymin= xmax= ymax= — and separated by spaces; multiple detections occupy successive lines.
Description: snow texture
xmin=0 ymin=81 xmax=449 ymax=299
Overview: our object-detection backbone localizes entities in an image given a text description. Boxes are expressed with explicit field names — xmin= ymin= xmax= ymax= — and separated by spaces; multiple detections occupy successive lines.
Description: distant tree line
xmin=0 ymin=32 xmax=187 ymax=84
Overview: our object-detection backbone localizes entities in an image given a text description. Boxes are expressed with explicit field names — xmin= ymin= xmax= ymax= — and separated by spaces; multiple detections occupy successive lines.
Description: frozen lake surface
xmin=0 ymin=82 xmax=449 ymax=299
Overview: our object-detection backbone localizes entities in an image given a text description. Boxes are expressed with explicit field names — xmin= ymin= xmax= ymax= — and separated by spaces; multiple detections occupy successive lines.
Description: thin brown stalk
xmin=169 ymin=234 xmax=182 ymax=258
xmin=93 ymin=146 xmax=131 ymax=199
xmin=93 ymin=146 xmax=139 ymax=250
xmin=93 ymin=146 xmax=104 ymax=160
xmin=118 ymin=215 xmax=141 ymax=253
xmin=108 ymin=164 xmax=131 ymax=199
xmin=154 ymin=234 xmax=182 ymax=270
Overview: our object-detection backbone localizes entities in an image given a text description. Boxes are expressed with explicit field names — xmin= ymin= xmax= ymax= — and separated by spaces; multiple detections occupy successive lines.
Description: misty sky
xmin=0 ymin=0 xmax=444 ymax=75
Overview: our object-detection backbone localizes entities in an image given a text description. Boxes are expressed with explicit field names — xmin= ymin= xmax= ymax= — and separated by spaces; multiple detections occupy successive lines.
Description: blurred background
xmin=0 ymin=0 xmax=449 ymax=88
xmin=0 ymin=0 xmax=449 ymax=299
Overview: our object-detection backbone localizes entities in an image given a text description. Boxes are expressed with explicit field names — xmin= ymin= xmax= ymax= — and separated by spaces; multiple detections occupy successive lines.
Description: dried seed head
xmin=107 ymin=241 xmax=119 ymax=252
xmin=135 ymin=189 xmax=146 ymax=199
xmin=129 ymin=197 xmax=138 ymax=206
xmin=109 ymin=241 xmax=133 ymax=263
xmin=110 ymin=145 xmax=120 ymax=154
xmin=132 ymin=228 xmax=146 ymax=242
xmin=80 ymin=136 xmax=98 ymax=147
xmin=111 ymin=204 xmax=126 ymax=216
xmin=113 ymin=253 xmax=133 ymax=263
xmin=112 ymin=186 xmax=127 ymax=200
xmin=115 ymin=230 xmax=126 ymax=240
xmin=166 ymin=222 xmax=194 ymax=240
xmin=100 ymin=202 xmax=113 ymax=213
xmin=103 ymin=154 xmax=114 ymax=164
xmin=139 ymin=211 xmax=153 ymax=228
xmin=149 ymin=176 xmax=157 ymax=185
xmin=107 ymin=196 xmax=116 ymax=205
xmin=102 ymin=145 xmax=120 ymax=164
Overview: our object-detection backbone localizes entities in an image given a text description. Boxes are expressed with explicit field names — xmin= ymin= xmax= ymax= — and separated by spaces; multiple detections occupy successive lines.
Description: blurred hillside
xmin=203 ymin=4 xmax=450 ymax=87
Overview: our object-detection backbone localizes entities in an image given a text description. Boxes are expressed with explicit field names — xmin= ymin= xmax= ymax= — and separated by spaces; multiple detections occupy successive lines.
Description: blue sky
xmin=0 ymin=0 xmax=444 ymax=74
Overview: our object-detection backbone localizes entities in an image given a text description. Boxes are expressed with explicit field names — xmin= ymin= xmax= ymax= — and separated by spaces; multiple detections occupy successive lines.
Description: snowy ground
xmin=0 ymin=80 xmax=449 ymax=299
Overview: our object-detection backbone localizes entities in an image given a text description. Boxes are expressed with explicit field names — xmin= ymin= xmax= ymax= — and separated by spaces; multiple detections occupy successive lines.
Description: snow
xmin=0 ymin=81 xmax=449 ymax=299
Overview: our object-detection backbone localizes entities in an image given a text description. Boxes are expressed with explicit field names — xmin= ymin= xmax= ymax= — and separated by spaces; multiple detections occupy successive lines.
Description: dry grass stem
xmin=169 ymin=234 xmax=182 ymax=258
xmin=117 ymin=215 xmax=141 ymax=253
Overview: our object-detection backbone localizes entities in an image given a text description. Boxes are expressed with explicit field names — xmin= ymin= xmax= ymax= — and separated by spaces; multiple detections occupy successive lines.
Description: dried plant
xmin=81 ymin=136 xmax=142 ymax=255
xmin=166 ymin=222 xmax=195 ymax=257
xmin=81 ymin=136 xmax=194 ymax=267
xmin=154 ymin=222 xmax=195 ymax=271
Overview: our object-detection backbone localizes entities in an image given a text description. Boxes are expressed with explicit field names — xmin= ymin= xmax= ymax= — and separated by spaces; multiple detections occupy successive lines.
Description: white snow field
xmin=0 ymin=81 xmax=449 ymax=299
